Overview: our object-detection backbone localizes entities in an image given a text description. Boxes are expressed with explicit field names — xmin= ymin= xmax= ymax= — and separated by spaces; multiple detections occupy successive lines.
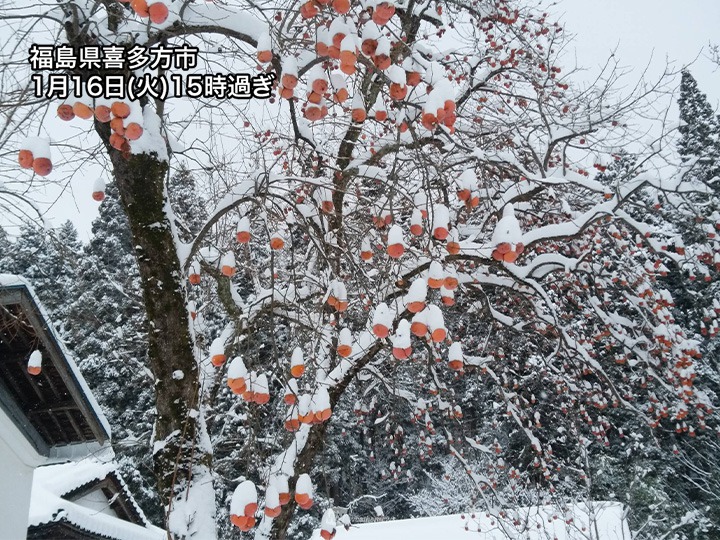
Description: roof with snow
xmin=27 ymin=458 xmax=165 ymax=540
xmin=313 ymin=502 xmax=630 ymax=540
xmin=0 ymin=275 xmax=111 ymax=457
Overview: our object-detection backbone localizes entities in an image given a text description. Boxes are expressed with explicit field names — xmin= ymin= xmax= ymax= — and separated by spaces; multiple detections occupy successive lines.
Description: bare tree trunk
xmin=57 ymin=9 xmax=209 ymax=533
xmin=98 ymin=121 xmax=207 ymax=534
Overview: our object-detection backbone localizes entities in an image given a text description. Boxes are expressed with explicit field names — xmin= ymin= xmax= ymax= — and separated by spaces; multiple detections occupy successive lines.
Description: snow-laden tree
xmin=1 ymin=1 xmax=718 ymax=538
xmin=0 ymin=221 xmax=81 ymax=328
xmin=0 ymin=228 xmax=12 ymax=269
xmin=598 ymin=70 xmax=720 ymax=539
xmin=677 ymin=70 xmax=720 ymax=173
xmin=63 ymin=180 xmax=163 ymax=521
xmin=169 ymin=164 xmax=208 ymax=242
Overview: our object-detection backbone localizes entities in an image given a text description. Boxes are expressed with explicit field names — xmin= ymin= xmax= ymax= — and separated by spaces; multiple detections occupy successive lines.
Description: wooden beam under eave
xmin=18 ymin=294 xmax=109 ymax=445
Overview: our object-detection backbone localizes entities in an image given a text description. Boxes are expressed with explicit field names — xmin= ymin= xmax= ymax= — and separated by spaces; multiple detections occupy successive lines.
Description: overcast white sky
xmin=554 ymin=0 xmax=720 ymax=106
xmin=24 ymin=1 xmax=720 ymax=240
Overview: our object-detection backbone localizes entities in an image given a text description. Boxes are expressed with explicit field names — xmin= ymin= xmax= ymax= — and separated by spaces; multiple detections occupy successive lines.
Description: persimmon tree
xmin=1 ymin=1 xmax=718 ymax=539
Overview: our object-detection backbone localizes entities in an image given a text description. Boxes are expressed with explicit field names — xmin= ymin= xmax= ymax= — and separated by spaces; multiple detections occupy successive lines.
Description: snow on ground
xmin=29 ymin=458 xmax=166 ymax=540
xmin=313 ymin=502 xmax=630 ymax=540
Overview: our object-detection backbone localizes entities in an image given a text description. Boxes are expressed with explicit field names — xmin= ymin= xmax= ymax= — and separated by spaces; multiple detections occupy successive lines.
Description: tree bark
xmin=63 ymin=13 xmax=209 ymax=536
xmin=99 ymin=123 xmax=206 ymax=534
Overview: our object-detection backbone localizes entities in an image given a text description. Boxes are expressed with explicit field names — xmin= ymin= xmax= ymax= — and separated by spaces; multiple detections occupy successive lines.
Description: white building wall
xmin=74 ymin=489 xmax=121 ymax=518
xmin=0 ymin=408 xmax=47 ymax=540
xmin=0 ymin=434 xmax=36 ymax=539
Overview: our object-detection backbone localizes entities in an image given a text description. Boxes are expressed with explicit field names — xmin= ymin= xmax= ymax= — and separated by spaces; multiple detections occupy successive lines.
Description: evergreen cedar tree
xmin=2 ymin=0 xmax=719 ymax=538
xmin=0 ymin=191 xmax=166 ymax=522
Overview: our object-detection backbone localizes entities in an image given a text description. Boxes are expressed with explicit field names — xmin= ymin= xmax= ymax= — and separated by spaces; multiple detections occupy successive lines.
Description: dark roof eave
xmin=0 ymin=282 xmax=111 ymax=447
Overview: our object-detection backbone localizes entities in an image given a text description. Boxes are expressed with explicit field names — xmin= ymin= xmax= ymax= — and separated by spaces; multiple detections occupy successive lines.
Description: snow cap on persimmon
xmin=290 ymin=347 xmax=305 ymax=378
xmin=427 ymin=304 xmax=447 ymax=342
xmin=391 ymin=319 xmax=412 ymax=359
xmin=284 ymin=378 xmax=299 ymax=405
xmin=372 ymin=302 xmax=394 ymax=338
xmin=313 ymin=385 xmax=332 ymax=422
xmin=227 ymin=356 xmax=248 ymax=394
xmin=254 ymin=373 xmax=270 ymax=404
xmin=264 ymin=483 xmax=282 ymax=517
xmin=20 ymin=137 xmax=52 ymax=176
xmin=230 ymin=480 xmax=258 ymax=531
xmin=360 ymin=236 xmax=373 ymax=261
xmin=27 ymin=350 xmax=42 ymax=376
xmin=361 ymin=21 xmax=381 ymax=56
xmin=410 ymin=309 xmax=429 ymax=337
xmin=320 ymin=508 xmax=337 ymax=539
xmin=351 ymin=92 xmax=366 ymax=122
xmin=337 ymin=328 xmax=353 ymax=358
xmin=295 ymin=473 xmax=314 ymax=509
xmin=387 ymin=224 xmax=406 ymax=258
xmin=409 ymin=209 xmax=423 ymax=236
xmin=92 ymin=177 xmax=106 ymax=202
xmin=431 ymin=204 xmax=450 ymax=240
xmin=210 ymin=338 xmax=226 ymax=367
xmin=281 ymin=56 xmax=299 ymax=89
xmin=404 ymin=277 xmax=427 ymax=313
xmin=372 ymin=95 xmax=387 ymax=121
xmin=457 ymin=169 xmax=476 ymax=200
xmin=440 ymin=285 xmax=455 ymax=306
xmin=448 ymin=341 xmax=464 ymax=371
xmin=257 ymin=32 xmax=272 ymax=63
xmin=220 ymin=251 xmax=236 ymax=276
xmin=330 ymin=72 xmax=349 ymax=103
xmin=427 ymin=261 xmax=444 ymax=289
xmin=491 ymin=204 xmax=524 ymax=263
xmin=236 ymin=216 xmax=251 ymax=243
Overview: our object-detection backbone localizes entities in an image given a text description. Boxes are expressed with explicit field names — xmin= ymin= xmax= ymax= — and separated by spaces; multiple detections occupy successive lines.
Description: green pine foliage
xmin=586 ymin=72 xmax=720 ymax=540
xmin=64 ymin=181 xmax=161 ymax=522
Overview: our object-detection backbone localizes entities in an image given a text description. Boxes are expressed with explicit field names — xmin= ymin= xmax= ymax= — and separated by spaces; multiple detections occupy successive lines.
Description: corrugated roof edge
xmin=28 ymin=486 xmax=166 ymax=540
xmin=34 ymin=458 xmax=154 ymax=529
